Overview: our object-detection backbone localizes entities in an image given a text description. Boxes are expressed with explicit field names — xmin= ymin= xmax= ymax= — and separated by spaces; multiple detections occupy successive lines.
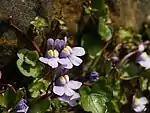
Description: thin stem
xmin=117 ymin=50 xmax=138 ymax=68
xmin=8 ymin=18 xmax=43 ymax=56
xmin=46 ymin=68 xmax=56 ymax=95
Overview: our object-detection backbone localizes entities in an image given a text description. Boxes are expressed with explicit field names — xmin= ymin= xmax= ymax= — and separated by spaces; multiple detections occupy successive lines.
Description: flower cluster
xmin=39 ymin=37 xmax=85 ymax=69
xmin=39 ymin=37 xmax=84 ymax=106
xmin=53 ymin=75 xmax=82 ymax=106
xmin=132 ymin=95 xmax=148 ymax=113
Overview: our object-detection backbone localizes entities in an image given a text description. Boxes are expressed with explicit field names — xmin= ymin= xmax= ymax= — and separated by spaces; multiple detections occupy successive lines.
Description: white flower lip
xmin=138 ymin=44 xmax=145 ymax=52
xmin=132 ymin=95 xmax=149 ymax=113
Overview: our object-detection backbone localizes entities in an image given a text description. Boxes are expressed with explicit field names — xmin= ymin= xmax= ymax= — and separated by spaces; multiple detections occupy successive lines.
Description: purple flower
xmin=138 ymin=44 xmax=145 ymax=53
xmin=112 ymin=56 xmax=119 ymax=62
xmin=137 ymin=52 xmax=150 ymax=69
xmin=39 ymin=49 xmax=60 ymax=68
xmin=58 ymin=92 xmax=80 ymax=106
xmin=53 ymin=75 xmax=82 ymax=96
xmin=59 ymin=46 xmax=85 ymax=69
xmin=39 ymin=37 xmax=85 ymax=69
xmin=15 ymin=99 xmax=29 ymax=113
xmin=89 ymin=72 xmax=99 ymax=81
xmin=47 ymin=38 xmax=66 ymax=51
xmin=39 ymin=38 xmax=66 ymax=68
xmin=53 ymin=75 xmax=82 ymax=106
xmin=132 ymin=95 xmax=148 ymax=113
xmin=111 ymin=56 xmax=119 ymax=68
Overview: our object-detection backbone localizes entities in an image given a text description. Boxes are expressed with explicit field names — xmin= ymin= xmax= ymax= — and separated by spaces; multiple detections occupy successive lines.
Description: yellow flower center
xmin=64 ymin=75 xmax=69 ymax=83
xmin=54 ymin=50 xmax=59 ymax=57
xmin=135 ymin=98 xmax=140 ymax=104
xmin=48 ymin=49 xmax=59 ymax=58
xmin=59 ymin=76 xmax=66 ymax=85
xmin=62 ymin=46 xmax=72 ymax=55
xmin=48 ymin=50 xmax=53 ymax=57
xmin=141 ymin=52 xmax=149 ymax=59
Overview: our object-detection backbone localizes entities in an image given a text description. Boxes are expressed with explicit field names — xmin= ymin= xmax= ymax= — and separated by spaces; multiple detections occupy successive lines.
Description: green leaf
xmin=29 ymin=79 xmax=49 ymax=98
xmin=29 ymin=98 xmax=50 ymax=113
xmin=30 ymin=17 xmax=48 ymax=28
xmin=104 ymin=60 xmax=112 ymax=75
xmin=119 ymin=63 xmax=138 ymax=78
xmin=17 ymin=49 xmax=29 ymax=60
xmin=113 ymin=79 xmax=121 ymax=99
xmin=81 ymin=34 xmax=104 ymax=59
xmin=98 ymin=18 xmax=112 ymax=41
xmin=92 ymin=0 xmax=105 ymax=17
xmin=0 ymin=88 xmax=24 ymax=108
xmin=17 ymin=59 xmax=44 ymax=78
xmin=17 ymin=49 xmax=44 ymax=78
xmin=140 ymin=77 xmax=148 ymax=91
xmin=81 ymin=93 xmax=107 ymax=113
xmin=0 ymin=94 xmax=6 ymax=107
xmin=80 ymin=86 xmax=108 ymax=113
xmin=118 ymin=29 xmax=133 ymax=40
xmin=24 ymin=51 xmax=39 ymax=67
xmin=106 ymin=100 xmax=120 ymax=113
xmin=84 ymin=6 xmax=91 ymax=15
xmin=92 ymin=77 xmax=112 ymax=99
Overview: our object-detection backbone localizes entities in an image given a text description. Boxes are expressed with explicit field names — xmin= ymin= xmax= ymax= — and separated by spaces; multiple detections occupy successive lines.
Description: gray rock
xmin=0 ymin=0 xmax=53 ymax=33
xmin=0 ymin=0 xmax=53 ymax=69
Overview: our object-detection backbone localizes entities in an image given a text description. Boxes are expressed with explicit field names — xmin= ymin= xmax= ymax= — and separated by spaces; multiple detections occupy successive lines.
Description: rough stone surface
xmin=0 ymin=0 xmax=54 ymax=69
xmin=0 ymin=0 xmax=53 ymax=33
xmin=0 ymin=0 xmax=83 ymax=70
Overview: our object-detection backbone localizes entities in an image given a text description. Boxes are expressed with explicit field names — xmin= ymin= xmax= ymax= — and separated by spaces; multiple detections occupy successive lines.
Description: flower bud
xmin=89 ymin=72 xmax=99 ymax=81
xmin=15 ymin=99 xmax=29 ymax=113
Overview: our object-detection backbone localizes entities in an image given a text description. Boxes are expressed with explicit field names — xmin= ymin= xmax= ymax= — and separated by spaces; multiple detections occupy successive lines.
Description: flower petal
xmin=137 ymin=52 xmax=149 ymax=61
xmin=72 ymin=47 xmax=85 ymax=56
xmin=90 ymin=72 xmax=99 ymax=81
xmin=68 ymin=99 xmax=78 ymax=106
xmin=138 ymin=60 xmax=150 ymax=69
xmin=47 ymin=38 xmax=54 ymax=49
xmin=48 ymin=58 xmax=58 ymax=68
xmin=70 ymin=92 xmax=80 ymax=100
xmin=64 ymin=85 xmax=75 ymax=96
xmin=58 ymin=58 xmax=73 ymax=69
xmin=69 ymin=55 xmax=82 ymax=66
xmin=55 ymin=39 xmax=66 ymax=51
xmin=58 ymin=94 xmax=78 ymax=107
xmin=53 ymin=86 xmax=65 ymax=96
xmin=15 ymin=99 xmax=29 ymax=113
xmin=58 ymin=95 xmax=69 ymax=103
xmin=67 ymin=80 xmax=82 ymax=90
xmin=138 ymin=44 xmax=145 ymax=52
xmin=139 ymin=97 xmax=148 ymax=105
xmin=133 ymin=105 xmax=146 ymax=113
xmin=39 ymin=57 xmax=49 ymax=64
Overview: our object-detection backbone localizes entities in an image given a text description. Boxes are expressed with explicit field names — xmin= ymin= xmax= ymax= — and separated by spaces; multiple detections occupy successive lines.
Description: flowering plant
xmin=1 ymin=0 xmax=150 ymax=113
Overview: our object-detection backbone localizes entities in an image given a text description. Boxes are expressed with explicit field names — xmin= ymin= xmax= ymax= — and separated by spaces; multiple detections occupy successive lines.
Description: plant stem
xmin=8 ymin=17 xmax=43 ymax=56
